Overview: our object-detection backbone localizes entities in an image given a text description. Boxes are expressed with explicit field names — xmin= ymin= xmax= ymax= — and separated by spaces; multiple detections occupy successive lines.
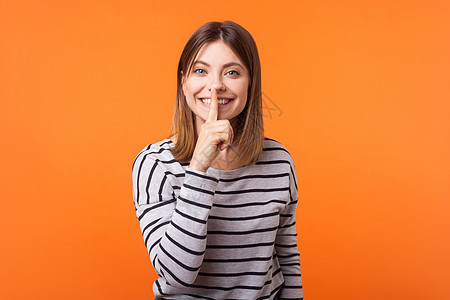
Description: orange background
xmin=1 ymin=0 xmax=449 ymax=299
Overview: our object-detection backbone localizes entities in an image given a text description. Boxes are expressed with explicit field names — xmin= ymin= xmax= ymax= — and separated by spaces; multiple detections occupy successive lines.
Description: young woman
xmin=132 ymin=21 xmax=303 ymax=300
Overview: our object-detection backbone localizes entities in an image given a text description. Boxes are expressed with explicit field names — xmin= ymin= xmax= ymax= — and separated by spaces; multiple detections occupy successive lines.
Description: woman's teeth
xmin=201 ymin=98 xmax=231 ymax=105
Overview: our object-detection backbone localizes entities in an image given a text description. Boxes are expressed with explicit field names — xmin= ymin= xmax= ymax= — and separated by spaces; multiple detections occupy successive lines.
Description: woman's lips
xmin=198 ymin=98 xmax=234 ymax=108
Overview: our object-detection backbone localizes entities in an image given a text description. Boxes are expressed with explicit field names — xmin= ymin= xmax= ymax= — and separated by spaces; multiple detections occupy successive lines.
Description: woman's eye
xmin=193 ymin=69 xmax=240 ymax=76
xmin=193 ymin=68 xmax=205 ymax=74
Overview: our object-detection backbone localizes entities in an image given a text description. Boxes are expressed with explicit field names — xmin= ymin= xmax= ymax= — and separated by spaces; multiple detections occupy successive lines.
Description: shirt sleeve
xmin=132 ymin=152 xmax=219 ymax=288
xmin=275 ymin=157 xmax=303 ymax=299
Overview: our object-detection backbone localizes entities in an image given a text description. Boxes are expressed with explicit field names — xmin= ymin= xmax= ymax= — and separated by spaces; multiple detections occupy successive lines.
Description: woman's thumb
xmin=219 ymin=142 xmax=227 ymax=151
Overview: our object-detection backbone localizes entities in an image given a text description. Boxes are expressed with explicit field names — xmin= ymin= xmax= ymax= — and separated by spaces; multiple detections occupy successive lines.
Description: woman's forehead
xmin=183 ymin=40 xmax=250 ymax=77
xmin=193 ymin=41 xmax=244 ymax=66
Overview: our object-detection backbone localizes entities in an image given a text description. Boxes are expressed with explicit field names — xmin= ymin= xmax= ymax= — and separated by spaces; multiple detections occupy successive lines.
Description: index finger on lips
xmin=206 ymin=87 xmax=218 ymax=123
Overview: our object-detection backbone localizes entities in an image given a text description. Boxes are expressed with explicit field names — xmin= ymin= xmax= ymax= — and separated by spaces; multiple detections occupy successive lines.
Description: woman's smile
xmin=198 ymin=97 xmax=235 ymax=108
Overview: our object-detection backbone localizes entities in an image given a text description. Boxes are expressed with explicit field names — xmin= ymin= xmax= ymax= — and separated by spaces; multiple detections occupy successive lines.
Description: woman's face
xmin=182 ymin=40 xmax=250 ymax=126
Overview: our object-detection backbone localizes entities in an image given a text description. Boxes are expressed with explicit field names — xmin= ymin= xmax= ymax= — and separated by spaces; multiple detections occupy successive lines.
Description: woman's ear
xmin=181 ymin=70 xmax=186 ymax=93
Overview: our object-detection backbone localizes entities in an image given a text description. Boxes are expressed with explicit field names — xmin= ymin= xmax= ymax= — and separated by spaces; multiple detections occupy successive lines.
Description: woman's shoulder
xmin=262 ymin=136 xmax=298 ymax=183
xmin=132 ymin=138 xmax=175 ymax=170
xmin=262 ymin=136 xmax=295 ymax=163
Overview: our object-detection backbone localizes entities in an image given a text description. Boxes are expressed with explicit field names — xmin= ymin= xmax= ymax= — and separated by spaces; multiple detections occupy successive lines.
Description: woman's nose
xmin=209 ymin=75 xmax=225 ymax=91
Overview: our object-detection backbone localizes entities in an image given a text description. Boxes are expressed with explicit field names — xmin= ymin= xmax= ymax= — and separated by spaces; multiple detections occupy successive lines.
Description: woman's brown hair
xmin=167 ymin=20 xmax=264 ymax=169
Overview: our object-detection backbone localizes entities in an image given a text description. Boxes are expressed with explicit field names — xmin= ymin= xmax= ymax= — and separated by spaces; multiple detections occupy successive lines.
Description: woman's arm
xmin=132 ymin=154 xmax=219 ymax=288
xmin=275 ymin=158 xmax=303 ymax=299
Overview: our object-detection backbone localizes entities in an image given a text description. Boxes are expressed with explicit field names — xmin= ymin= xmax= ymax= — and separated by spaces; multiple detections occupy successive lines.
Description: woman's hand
xmin=189 ymin=87 xmax=234 ymax=173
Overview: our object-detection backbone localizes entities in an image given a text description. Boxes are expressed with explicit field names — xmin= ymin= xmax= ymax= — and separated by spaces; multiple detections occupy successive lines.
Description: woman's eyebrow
xmin=194 ymin=59 xmax=245 ymax=70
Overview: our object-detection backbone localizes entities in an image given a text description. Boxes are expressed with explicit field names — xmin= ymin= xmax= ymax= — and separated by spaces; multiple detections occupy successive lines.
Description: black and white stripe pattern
xmin=132 ymin=137 xmax=303 ymax=299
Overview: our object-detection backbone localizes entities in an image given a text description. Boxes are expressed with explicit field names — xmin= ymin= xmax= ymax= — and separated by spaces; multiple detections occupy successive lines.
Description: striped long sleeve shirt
xmin=132 ymin=137 xmax=303 ymax=299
